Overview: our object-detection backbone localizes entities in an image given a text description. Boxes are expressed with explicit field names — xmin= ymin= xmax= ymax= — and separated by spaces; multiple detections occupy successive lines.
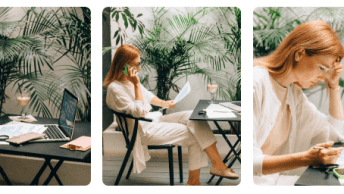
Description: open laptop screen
xmin=58 ymin=89 xmax=78 ymax=137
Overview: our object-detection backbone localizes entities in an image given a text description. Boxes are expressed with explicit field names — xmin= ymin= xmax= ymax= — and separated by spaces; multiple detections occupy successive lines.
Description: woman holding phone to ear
xmin=253 ymin=20 xmax=344 ymax=185
xmin=104 ymin=44 xmax=239 ymax=185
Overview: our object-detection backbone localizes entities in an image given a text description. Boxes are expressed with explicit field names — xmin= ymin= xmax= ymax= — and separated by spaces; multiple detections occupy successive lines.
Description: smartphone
xmin=123 ymin=64 xmax=131 ymax=76
xmin=333 ymin=168 xmax=344 ymax=179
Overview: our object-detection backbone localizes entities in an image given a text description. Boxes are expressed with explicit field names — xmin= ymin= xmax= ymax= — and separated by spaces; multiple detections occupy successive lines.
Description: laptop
xmin=32 ymin=89 xmax=78 ymax=142
xmin=219 ymin=101 xmax=241 ymax=112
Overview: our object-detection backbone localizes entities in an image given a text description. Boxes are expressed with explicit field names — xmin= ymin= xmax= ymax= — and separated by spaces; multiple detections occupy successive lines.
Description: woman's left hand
xmin=326 ymin=61 xmax=343 ymax=88
xmin=162 ymin=100 xmax=176 ymax=109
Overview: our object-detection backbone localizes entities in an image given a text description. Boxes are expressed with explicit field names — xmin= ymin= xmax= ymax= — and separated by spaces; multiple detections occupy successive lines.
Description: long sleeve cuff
xmin=328 ymin=115 xmax=344 ymax=140
xmin=253 ymin=154 xmax=266 ymax=176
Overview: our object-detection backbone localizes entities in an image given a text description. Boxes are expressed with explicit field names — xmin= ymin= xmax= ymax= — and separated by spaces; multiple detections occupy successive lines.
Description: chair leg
xmin=168 ymin=147 xmax=174 ymax=186
xmin=177 ymin=146 xmax=183 ymax=183
xmin=126 ymin=159 xmax=134 ymax=179
xmin=115 ymin=149 xmax=132 ymax=185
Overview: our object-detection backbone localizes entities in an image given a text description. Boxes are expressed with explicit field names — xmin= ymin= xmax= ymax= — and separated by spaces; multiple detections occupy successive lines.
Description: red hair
xmin=103 ymin=44 xmax=141 ymax=88
xmin=254 ymin=20 xmax=344 ymax=77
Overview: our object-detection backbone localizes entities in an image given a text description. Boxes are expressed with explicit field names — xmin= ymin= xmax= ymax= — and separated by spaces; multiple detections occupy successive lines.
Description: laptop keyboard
xmin=43 ymin=125 xmax=67 ymax=139
xmin=232 ymin=101 xmax=241 ymax=106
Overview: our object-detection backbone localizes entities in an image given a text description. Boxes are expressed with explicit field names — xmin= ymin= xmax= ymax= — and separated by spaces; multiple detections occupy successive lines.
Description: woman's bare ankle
xmin=212 ymin=163 xmax=228 ymax=171
xmin=186 ymin=180 xmax=202 ymax=186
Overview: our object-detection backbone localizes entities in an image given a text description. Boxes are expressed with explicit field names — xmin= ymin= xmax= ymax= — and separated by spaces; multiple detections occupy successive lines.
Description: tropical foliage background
xmin=0 ymin=7 xmax=91 ymax=121
xmin=103 ymin=7 xmax=241 ymax=113
xmin=254 ymin=7 xmax=344 ymax=110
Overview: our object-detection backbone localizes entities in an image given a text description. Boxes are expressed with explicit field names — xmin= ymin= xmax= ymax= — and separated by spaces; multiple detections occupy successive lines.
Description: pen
xmin=202 ymin=109 xmax=231 ymax=113
xmin=213 ymin=110 xmax=231 ymax=113
xmin=313 ymin=147 xmax=325 ymax=149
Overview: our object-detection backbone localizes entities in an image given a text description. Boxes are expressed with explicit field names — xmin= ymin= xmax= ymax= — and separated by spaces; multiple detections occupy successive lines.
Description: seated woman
xmin=253 ymin=20 xmax=344 ymax=186
xmin=104 ymin=44 xmax=239 ymax=185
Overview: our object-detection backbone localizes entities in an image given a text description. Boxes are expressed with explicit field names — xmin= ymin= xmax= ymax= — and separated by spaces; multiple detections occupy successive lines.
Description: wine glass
xmin=207 ymin=79 xmax=218 ymax=104
xmin=16 ymin=89 xmax=31 ymax=120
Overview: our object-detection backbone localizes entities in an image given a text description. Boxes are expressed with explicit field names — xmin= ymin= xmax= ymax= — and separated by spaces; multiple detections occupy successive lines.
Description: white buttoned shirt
xmin=253 ymin=66 xmax=344 ymax=185
xmin=107 ymin=80 xmax=158 ymax=173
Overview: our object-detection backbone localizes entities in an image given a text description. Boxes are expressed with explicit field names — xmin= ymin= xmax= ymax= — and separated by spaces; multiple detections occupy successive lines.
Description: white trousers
xmin=140 ymin=111 xmax=217 ymax=171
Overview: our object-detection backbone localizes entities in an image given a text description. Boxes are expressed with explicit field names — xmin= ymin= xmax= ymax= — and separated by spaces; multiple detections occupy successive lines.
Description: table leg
xmin=43 ymin=159 xmax=64 ymax=185
xmin=31 ymin=158 xmax=50 ymax=185
xmin=30 ymin=158 xmax=64 ymax=185
xmin=208 ymin=121 xmax=241 ymax=185
xmin=0 ymin=165 xmax=11 ymax=185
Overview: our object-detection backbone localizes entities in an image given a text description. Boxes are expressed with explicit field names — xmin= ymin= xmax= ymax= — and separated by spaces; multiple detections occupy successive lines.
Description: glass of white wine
xmin=16 ymin=88 xmax=31 ymax=120
xmin=207 ymin=79 xmax=218 ymax=104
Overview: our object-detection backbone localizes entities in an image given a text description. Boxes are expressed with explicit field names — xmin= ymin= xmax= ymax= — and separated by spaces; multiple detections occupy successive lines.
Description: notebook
xmin=60 ymin=136 xmax=91 ymax=151
xmin=31 ymin=89 xmax=78 ymax=142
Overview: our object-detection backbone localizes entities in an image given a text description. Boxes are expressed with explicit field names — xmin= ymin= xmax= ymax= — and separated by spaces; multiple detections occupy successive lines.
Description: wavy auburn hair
xmin=103 ymin=44 xmax=141 ymax=88
xmin=254 ymin=20 xmax=344 ymax=77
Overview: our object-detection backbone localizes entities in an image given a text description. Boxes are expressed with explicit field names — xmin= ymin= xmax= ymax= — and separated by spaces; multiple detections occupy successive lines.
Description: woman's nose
xmin=318 ymin=76 xmax=325 ymax=81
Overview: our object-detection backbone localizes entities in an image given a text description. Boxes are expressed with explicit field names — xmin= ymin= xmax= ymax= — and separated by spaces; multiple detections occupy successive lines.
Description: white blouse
xmin=253 ymin=66 xmax=344 ymax=185
xmin=107 ymin=80 xmax=160 ymax=173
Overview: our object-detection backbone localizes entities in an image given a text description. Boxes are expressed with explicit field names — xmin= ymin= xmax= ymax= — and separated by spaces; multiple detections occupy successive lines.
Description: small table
xmin=294 ymin=142 xmax=344 ymax=186
xmin=189 ymin=100 xmax=241 ymax=185
xmin=0 ymin=114 xmax=91 ymax=185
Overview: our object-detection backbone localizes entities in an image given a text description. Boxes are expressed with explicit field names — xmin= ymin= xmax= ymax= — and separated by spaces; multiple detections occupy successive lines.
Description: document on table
xmin=162 ymin=81 xmax=191 ymax=109
xmin=204 ymin=104 xmax=237 ymax=118
xmin=0 ymin=124 xmax=46 ymax=145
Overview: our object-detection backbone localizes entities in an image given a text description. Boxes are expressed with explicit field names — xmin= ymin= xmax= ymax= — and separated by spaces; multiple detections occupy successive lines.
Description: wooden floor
xmin=103 ymin=156 xmax=241 ymax=186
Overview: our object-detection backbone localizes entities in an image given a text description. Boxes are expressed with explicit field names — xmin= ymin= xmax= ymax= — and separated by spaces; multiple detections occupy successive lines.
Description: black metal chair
xmin=112 ymin=110 xmax=183 ymax=185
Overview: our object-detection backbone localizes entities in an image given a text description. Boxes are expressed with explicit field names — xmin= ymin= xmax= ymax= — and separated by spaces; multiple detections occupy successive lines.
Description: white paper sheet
xmin=204 ymin=104 xmax=236 ymax=118
xmin=0 ymin=124 xmax=46 ymax=138
xmin=162 ymin=81 xmax=191 ymax=110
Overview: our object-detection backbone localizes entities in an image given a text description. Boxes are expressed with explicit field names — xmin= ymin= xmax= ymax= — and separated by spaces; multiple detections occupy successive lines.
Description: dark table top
xmin=0 ymin=114 xmax=91 ymax=162
xmin=189 ymin=100 xmax=241 ymax=122
xmin=295 ymin=142 xmax=344 ymax=186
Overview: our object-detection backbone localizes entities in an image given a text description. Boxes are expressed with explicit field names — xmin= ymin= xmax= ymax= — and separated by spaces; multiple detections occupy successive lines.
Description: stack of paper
xmin=204 ymin=104 xmax=236 ymax=118
xmin=0 ymin=124 xmax=47 ymax=145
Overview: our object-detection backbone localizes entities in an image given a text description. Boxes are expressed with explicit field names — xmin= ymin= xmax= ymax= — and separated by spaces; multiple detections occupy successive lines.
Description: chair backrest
xmin=111 ymin=110 xmax=152 ymax=148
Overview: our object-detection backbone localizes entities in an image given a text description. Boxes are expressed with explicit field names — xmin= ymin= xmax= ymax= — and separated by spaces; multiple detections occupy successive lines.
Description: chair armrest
xmin=111 ymin=110 xmax=153 ymax=122
xmin=137 ymin=117 xmax=153 ymax=122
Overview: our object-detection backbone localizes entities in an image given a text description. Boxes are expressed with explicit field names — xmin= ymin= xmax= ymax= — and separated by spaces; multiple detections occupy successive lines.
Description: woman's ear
xmin=294 ymin=48 xmax=305 ymax=61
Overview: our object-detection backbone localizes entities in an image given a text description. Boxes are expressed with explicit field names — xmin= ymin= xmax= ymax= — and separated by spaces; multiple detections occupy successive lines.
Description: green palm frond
xmin=0 ymin=7 xmax=11 ymax=20
xmin=21 ymin=7 xmax=59 ymax=36
xmin=58 ymin=65 xmax=90 ymax=121
xmin=12 ymin=71 xmax=61 ymax=118
xmin=0 ymin=36 xmax=53 ymax=75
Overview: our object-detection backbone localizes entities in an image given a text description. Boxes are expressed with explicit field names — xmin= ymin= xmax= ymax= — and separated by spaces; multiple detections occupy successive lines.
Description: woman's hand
xmin=127 ymin=66 xmax=140 ymax=86
xmin=162 ymin=100 xmax=176 ymax=109
xmin=326 ymin=61 xmax=343 ymax=89
xmin=304 ymin=141 xmax=344 ymax=166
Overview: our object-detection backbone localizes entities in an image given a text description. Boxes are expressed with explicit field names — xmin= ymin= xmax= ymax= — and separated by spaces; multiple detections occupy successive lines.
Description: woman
xmin=253 ymin=20 xmax=344 ymax=185
xmin=104 ymin=44 xmax=239 ymax=185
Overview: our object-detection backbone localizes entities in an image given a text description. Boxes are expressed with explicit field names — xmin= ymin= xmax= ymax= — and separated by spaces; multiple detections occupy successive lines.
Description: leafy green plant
xmin=103 ymin=7 xmax=145 ymax=47
xmin=253 ymin=7 xmax=302 ymax=57
xmin=0 ymin=7 xmax=91 ymax=121
xmin=0 ymin=7 xmax=54 ymax=116
xmin=132 ymin=8 xmax=237 ymax=108
xmin=217 ymin=7 xmax=241 ymax=100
